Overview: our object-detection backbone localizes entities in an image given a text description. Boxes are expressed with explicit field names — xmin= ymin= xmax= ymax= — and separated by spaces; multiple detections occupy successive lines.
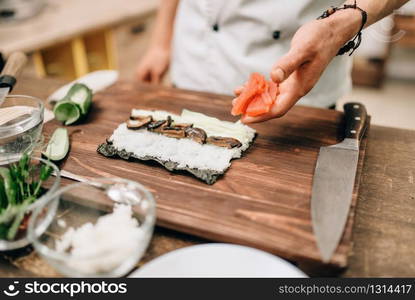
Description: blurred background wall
xmin=338 ymin=1 xmax=415 ymax=130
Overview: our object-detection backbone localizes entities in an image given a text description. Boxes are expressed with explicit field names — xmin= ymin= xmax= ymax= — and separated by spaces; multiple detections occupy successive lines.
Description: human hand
xmin=241 ymin=10 xmax=361 ymax=123
xmin=135 ymin=47 xmax=170 ymax=84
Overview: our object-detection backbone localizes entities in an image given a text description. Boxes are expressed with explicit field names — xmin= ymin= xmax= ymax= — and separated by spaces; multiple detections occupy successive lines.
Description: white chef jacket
xmin=171 ymin=0 xmax=353 ymax=108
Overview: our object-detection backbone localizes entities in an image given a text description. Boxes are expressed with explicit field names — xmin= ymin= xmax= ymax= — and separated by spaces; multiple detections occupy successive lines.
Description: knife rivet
xmin=355 ymin=117 xmax=361 ymax=120
xmin=353 ymin=105 xmax=359 ymax=109
xmin=351 ymin=130 xmax=357 ymax=134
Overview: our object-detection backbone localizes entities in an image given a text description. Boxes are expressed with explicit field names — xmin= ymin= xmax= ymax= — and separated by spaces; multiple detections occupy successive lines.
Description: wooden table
xmin=1 ymin=77 xmax=415 ymax=277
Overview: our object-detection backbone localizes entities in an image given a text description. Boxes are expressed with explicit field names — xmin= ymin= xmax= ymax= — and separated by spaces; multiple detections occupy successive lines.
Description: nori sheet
xmin=97 ymin=142 xmax=224 ymax=184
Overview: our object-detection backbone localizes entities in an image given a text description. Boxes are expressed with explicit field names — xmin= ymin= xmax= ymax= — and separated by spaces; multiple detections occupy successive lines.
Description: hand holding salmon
xmin=231 ymin=73 xmax=279 ymax=118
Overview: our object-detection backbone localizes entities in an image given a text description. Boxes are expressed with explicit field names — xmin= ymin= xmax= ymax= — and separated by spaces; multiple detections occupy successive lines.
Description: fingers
xmin=271 ymin=48 xmax=311 ymax=83
xmin=151 ymin=69 xmax=161 ymax=84
xmin=136 ymin=66 xmax=164 ymax=84
xmin=135 ymin=64 xmax=151 ymax=83
xmin=270 ymin=68 xmax=285 ymax=84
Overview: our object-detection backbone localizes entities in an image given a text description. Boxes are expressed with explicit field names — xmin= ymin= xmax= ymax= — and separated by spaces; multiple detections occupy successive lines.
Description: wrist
xmin=149 ymin=42 xmax=171 ymax=54
xmin=321 ymin=8 xmax=363 ymax=47
xmin=149 ymin=32 xmax=172 ymax=53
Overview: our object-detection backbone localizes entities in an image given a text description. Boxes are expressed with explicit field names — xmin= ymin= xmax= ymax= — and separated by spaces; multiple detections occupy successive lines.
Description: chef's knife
xmin=0 ymin=52 xmax=28 ymax=106
xmin=311 ymin=103 xmax=368 ymax=262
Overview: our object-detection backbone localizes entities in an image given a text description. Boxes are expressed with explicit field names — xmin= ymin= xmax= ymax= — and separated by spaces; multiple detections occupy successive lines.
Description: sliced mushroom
xmin=185 ymin=127 xmax=207 ymax=144
xmin=152 ymin=122 xmax=169 ymax=133
xmin=127 ymin=116 xmax=153 ymax=130
xmin=130 ymin=115 xmax=153 ymax=122
xmin=148 ymin=120 xmax=167 ymax=130
xmin=172 ymin=123 xmax=193 ymax=130
xmin=159 ymin=127 xmax=186 ymax=139
xmin=206 ymin=136 xmax=242 ymax=149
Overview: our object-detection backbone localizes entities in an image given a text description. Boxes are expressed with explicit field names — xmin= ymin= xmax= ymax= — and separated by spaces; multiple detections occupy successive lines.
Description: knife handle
xmin=343 ymin=102 xmax=368 ymax=141
xmin=0 ymin=52 xmax=28 ymax=91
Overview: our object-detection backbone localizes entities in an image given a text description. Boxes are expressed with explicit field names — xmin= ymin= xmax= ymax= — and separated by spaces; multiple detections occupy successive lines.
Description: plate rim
xmin=129 ymin=243 xmax=307 ymax=278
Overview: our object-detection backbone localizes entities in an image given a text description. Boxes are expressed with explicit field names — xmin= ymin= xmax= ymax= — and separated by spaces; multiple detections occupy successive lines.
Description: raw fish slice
xmin=231 ymin=73 xmax=265 ymax=116
xmin=246 ymin=95 xmax=271 ymax=117
xmin=231 ymin=73 xmax=280 ymax=117
xmin=255 ymin=74 xmax=267 ymax=94
xmin=261 ymin=83 xmax=273 ymax=106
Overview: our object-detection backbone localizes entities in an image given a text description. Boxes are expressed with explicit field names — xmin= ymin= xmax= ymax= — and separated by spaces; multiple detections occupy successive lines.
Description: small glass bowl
xmin=28 ymin=178 xmax=156 ymax=277
xmin=0 ymin=95 xmax=44 ymax=165
xmin=0 ymin=157 xmax=60 ymax=251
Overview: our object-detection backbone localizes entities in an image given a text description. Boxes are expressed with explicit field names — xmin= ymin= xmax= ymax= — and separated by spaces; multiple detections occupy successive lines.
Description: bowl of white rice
xmin=27 ymin=178 xmax=156 ymax=277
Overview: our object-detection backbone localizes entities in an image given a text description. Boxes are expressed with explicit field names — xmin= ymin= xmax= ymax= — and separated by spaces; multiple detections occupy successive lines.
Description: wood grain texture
xmin=344 ymin=126 xmax=415 ymax=277
xmin=42 ymin=81 xmax=369 ymax=268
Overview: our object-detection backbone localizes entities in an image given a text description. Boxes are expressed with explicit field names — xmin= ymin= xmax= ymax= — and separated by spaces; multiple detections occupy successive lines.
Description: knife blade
xmin=311 ymin=102 xmax=368 ymax=262
xmin=0 ymin=52 xmax=28 ymax=106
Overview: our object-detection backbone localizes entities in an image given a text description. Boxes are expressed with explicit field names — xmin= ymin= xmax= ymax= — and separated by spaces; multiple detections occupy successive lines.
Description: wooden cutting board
xmin=44 ymin=82 xmax=369 ymax=268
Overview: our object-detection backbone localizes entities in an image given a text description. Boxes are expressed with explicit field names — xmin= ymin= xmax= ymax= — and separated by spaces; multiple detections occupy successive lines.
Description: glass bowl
xmin=0 ymin=157 xmax=60 ymax=251
xmin=28 ymin=178 xmax=156 ymax=277
xmin=0 ymin=95 xmax=44 ymax=165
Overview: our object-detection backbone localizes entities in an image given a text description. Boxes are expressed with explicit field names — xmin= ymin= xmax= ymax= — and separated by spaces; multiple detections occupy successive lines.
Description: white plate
xmin=129 ymin=243 xmax=307 ymax=278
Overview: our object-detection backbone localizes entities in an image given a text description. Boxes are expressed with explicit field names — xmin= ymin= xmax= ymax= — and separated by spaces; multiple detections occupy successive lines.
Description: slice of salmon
xmin=261 ymin=83 xmax=273 ymax=106
xmin=231 ymin=72 xmax=265 ymax=116
xmin=246 ymin=94 xmax=271 ymax=117
xmin=231 ymin=73 xmax=279 ymax=117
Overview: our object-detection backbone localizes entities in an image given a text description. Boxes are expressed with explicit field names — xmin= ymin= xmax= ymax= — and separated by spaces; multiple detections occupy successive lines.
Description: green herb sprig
xmin=0 ymin=153 xmax=53 ymax=241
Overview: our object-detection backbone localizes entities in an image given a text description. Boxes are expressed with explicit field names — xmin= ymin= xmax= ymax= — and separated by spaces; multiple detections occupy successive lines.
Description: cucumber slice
xmin=43 ymin=128 xmax=69 ymax=161
xmin=66 ymin=83 xmax=92 ymax=115
xmin=53 ymin=101 xmax=81 ymax=125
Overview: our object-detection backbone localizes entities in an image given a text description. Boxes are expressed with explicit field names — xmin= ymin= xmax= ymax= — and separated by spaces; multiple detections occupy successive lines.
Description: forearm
xmin=319 ymin=0 xmax=410 ymax=49
xmin=149 ymin=0 xmax=180 ymax=50
xmin=345 ymin=0 xmax=410 ymax=26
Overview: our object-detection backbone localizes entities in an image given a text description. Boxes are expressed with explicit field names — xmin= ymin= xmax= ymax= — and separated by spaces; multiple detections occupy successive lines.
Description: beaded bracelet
xmin=318 ymin=0 xmax=368 ymax=56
